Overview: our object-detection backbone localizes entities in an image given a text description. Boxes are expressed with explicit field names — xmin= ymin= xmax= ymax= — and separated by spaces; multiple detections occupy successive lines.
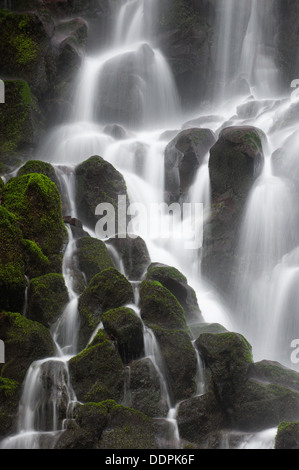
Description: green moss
xmin=2 ymin=173 xmax=67 ymax=261
xmin=27 ymin=273 xmax=69 ymax=327
xmin=0 ymin=377 xmax=18 ymax=398
xmin=17 ymin=160 xmax=60 ymax=189
xmin=146 ymin=265 xmax=187 ymax=284
xmin=140 ymin=280 xmax=188 ymax=331
xmin=76 ymin=237 xmax=114 ymax=284
xmin=78 ymin=268 xmax=134 ymax=350
xmin=11 ymin=34 xmax=39 ymax=64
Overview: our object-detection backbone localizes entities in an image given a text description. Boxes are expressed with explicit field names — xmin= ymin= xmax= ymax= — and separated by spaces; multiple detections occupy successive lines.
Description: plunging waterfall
xmin=3 ymin=0 xmax=299 ymax=450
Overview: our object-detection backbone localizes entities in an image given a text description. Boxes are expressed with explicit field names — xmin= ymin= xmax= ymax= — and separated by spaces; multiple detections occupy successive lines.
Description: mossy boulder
xmin=190 ymin=322 xmax=228 ymax=340
xmin=2 ymin=173 xmax=67 ymax=270
xmin=22 ymin=238 xmax=51 ymax=279
xmin=76 ymin=237 xmax=114 ymax=284
xmin=232 ymin=379 xmax=299 ymax=432
xmin=140 ymin=280 xmax=188 ymax=331
xmin=0 ymin=11 xmax=54 ymax=99
xmin=248 ymin=360 xmax=299 ymax=392
xmin=78 ymin=268 xmax=134 ymax=350
xmin=0 ymin=207 xmax=26 ymax=312
xmin=145 ymin=263 xmax=202 ymax=322
xmin=75 ymin=156 xmax=128 ymax=230
xmin=127 ymin=358 xmax=169 ymax=418
xmin=98 ymin=402 xmax=158 ymax=449
xmin=17 ymin=160 xmax=60 ymax=190
xmin=209 ymin=126 xmax=264 ymax=200
xmin=0 ymin=376 xmax=20 ymax=439
xmin=0 ymin=79 xmax=38 ymax=157
xmin=56 ymin=400 xmax=158 ymax=449
xmin=27 ymin=273 xmax=69 ymax=327
xmin=102 ymin=307 xmax=144 ymax=364
xmin=275 ymin=422 xmax=299 ymax=449
xmin=107 ymin=235 xmax=151 ymax=280
xmin=164 ymin=128 xmax=216 ymax=201
xmin=0 ymin=312 xmax=55 ymax=384
xmin=177 ymin=391 xmax=224 ymax=446
xmin=151 ymin=327 xmax=198 ymax=403
xmin=195 ymin=332 xmax=253 ymax=410
xmin=69 ymin=330 xmax=124 ymax=403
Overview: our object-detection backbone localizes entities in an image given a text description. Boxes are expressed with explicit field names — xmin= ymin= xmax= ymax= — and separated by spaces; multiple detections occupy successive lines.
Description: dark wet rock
xmin=75 ymin=155 xmax=128 ymax=231
xmin=145 ymin=263 xmax=202 ymax=322
xmin=275 ymin=422 xmax=299 ymax=449
xmin=69 ymin=330 xmax=124 ymax=403
xmin=103 ymin=124 xmax=128 ymax=140
xmin=164 ymin=128 xmax=216 ymax=201
xmin=78 ymin=268 xmax=134 ymax=350
xmin=27 ymin=273 xmax=69 ymax=327
xmin=128 ymin=358 xmax=169 ymax=418
xmin=177 ymin=391 xmax=224 ymax=445
xmin=107 ymin=235 xmax=150 ymax=280
xmin=76 ymin=237 xmax=114 ymax=284
xmin=102 ymin=307 xmax=144 ymax=364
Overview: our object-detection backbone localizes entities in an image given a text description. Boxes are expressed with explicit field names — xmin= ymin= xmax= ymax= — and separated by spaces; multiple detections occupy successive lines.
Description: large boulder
xmin=0 ymin=80 xmax=39 ymax=158
xmin=201 ymin=126 xmax=265 ymax=294
xmin=17 ymin=160 xmax=60 ymax=190
xmin=78 ymin=268 xmax=134 ymax=350
xmin=75 ymin=156 xmax=128 ymax=231
xmin=101 ymin=307 xmax=144 ymax=364
xmin=177 ymin=391 xmax=224 ymax=446
xmin=195 ymin=332 xmax=253 ymax=412
xmin=275 ymin=422 xmax=299 ymax=450
xmin=69 ymin=330 xmax=124 ymax=404
xmin=128 ymin=358 xmax=169 ymax=418
xmin=0 ymin=312 xmax=55 ymax=384
xmin=107 ymin=235 xmax=151 ymax=281
xmin=145 ymin=263 xmax=202 ymax=322
xmin=2 ymin=173 xmax=67 ymax=272
xmin=140 ymin=280 xmax=188 ymax=331
xmin=27 ymin=273 xmax=69 ymax=327
xmin=164 ymin=128 xmax=216 ymax=202
xmin=0 ymin=207 xmax=26 ymax=313
xmin=209 ymin=126 xmax=264 ymax=201
xmin=76 ymin=237 xmax=114 ymax=284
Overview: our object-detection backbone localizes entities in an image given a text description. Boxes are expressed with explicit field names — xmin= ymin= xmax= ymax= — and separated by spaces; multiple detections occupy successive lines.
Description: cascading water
xmin=4 ymin=0 xmax=299 ymax=451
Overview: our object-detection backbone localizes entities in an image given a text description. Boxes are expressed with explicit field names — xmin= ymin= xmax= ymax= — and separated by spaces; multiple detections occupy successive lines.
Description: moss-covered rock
xmin=140 ymin=280 xmax=188 ymax=331
xmin=152 ymin=326 xmax=197 ymax=403
xmin=2 ymin=173 xmax=67 ymax=270
xmin=78 ymin=268 xmax=134 ymax=350
xmin=248 ymin=360 xmax=299 ymax=392
xmin=128 ymin=358 xmax=169 ymax=418
xmin=190 ymin=322 xmax=228 ymax=339
xmin=76 ymin=237 xmax=114 ymax=284
xmin=0 ymin=79 xmax=38 ymax=158
xmin=0 ymin=376 xmax=20 ymax=439
xmin=209 ymin=126 xmax=265 ymax=200
xmin=56 ymin=400 xmax=158 ymax=449
xmin=0 ymin=312 xmax=55 ymax=384
xmin=145 ymin=263 xmax=202 ymax=322
xmin=107 ymin=235 xmax=151 ymax=280
xmin=22 ymin=238 xmax=51 ymax=279
xmin=69 ymin=330 xmax=124 ymax=403
xmin=164 ymin=128 xmax=216 ymax=201
xmin=275 ymin=421 xmax=299 ymax=450
xmin=75 ymin=155 xmax=128 ymax=230
xmin=27 ymin=273 xmax=69 ymax=327
xmin=177 ymin=391 xmax=224 ymax=446
xmin=102 ymin=307 xmax=144 ymax=364
xmin=17 ymin=160 xmax=60 ymax=190
xmin=0 ymin=11 xmax=54 ymax=99
xmin=232 ymin=379 xmax=299 ymax=432
xmin=98 ymin=402 xmax=158 ymax=449
xmin=195 ymin=332 xmax=253 ymax=410
xmin=0 ymin=206 xmax=26 ymax=313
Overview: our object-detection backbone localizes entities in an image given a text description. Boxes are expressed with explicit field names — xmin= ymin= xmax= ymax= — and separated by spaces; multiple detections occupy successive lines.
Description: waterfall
xmin=4 ymin=0 xmax=299 ymax=450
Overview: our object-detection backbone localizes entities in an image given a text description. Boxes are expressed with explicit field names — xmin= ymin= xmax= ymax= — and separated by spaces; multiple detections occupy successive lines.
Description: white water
xmin=3 ymin=0 xmax=299 ymax=450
